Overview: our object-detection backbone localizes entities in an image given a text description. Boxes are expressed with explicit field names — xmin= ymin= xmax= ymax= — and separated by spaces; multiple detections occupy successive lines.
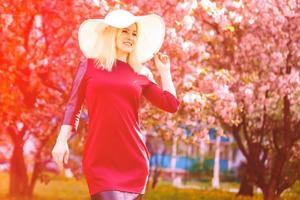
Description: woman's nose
xmin=128 ymin=33 xmax=136 ymax=40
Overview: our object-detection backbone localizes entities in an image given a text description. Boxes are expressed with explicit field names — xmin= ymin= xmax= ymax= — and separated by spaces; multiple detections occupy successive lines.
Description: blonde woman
xmin=52 ymin=9 xmax=179 ymax=200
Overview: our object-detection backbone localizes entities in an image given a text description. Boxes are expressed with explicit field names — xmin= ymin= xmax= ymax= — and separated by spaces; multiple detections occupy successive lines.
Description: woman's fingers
xmin=161 ymin=54 xmax=169 ymax=63
xmin=154 ymin=53 xmax=159 ymax=61
xmin=63 ymin=151 xmax=69 ymax=165
xmin=154 ymin=53 xmax=163 ymax=64
xmin=53 ymin=151 xmax=63 ymax=170
xmin=52 ymin=150 xmax=59 ymax=165
xmin=52 ymin=143 xmax=68 ymax=171
xmin=57 ymin=153 xmax=64 ymax=170
xmin=154 ymin=52 xmax=171 ymax=72
xmin=154 ymin=52 xmax=169 ymax=64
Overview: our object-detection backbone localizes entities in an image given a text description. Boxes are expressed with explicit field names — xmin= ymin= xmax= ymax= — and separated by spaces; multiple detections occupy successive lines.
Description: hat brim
xmin=78 ymin=13 xmax=165 ymax=63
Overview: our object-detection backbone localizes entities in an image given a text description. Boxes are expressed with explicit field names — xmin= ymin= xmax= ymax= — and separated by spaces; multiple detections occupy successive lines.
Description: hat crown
xmin=104 ymin=9 xmax=136 ymax=25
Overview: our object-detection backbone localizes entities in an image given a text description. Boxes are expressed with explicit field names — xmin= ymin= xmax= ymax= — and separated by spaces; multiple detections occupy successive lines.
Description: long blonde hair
xmin=93 ymin=24 xmax=142 ymax=73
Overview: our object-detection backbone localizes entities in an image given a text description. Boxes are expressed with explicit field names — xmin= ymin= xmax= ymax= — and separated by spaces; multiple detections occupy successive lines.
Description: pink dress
xmin=62 ymin=58 xmax=180 ymax=196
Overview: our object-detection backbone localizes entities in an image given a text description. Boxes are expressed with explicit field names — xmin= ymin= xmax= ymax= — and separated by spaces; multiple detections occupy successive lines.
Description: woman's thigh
xmin=90 ymin=190 xmax=143 ymax=200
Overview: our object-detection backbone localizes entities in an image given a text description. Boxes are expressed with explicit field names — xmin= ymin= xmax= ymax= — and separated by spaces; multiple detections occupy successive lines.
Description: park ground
xmin=0 ymin=172 xmax=299 ymax=200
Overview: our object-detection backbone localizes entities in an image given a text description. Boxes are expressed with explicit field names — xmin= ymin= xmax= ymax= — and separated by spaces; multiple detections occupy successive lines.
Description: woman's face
xmin=116 ymin=23 xmax=138 ymax=54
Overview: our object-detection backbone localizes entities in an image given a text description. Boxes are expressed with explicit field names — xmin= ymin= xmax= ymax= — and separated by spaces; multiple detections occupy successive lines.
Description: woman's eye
xmin=133 ymin=33 xmax=137 ymax=36
xmin=122 ymin=30 xmax=128 ymax=33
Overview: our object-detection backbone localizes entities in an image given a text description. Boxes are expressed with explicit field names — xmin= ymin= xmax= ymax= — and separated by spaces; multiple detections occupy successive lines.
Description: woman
xmin=52 ymin=9 xmax=180 ymax=200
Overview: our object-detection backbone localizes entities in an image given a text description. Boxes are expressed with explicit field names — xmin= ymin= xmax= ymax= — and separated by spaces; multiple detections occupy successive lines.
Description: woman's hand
xmin=51 ymin=139 xmax=69 ymax=171
xmin=153 ymin=52 xmax=177 ymax=99
xmin=154 ymin=52 xmax=171 ymax=73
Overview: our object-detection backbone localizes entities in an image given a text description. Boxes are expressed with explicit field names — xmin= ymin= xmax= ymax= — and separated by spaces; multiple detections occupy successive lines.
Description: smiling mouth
xmin=123 ymin=41 xmax=133 ymax=46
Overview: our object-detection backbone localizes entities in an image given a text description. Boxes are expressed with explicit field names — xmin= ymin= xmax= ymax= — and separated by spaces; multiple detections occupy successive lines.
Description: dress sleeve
xmin=140 ymin=74 xmax=180 ymax=113
xmin=61 ymin=59 xmax=88 ymax=132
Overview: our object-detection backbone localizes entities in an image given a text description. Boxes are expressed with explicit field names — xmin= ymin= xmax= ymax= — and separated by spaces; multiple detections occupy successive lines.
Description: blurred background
xmin=1 ymin=0 xmax=300 ymax=199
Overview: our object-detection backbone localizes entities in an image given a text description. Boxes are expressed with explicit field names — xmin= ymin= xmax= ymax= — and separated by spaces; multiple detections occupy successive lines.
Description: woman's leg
xmin=91 ymin=190 xmax=123 ymax=200
xmin=134 ymin=194 xmax=144 ymax=200
xmin=90 ymin=191 xmax=143 ymax=200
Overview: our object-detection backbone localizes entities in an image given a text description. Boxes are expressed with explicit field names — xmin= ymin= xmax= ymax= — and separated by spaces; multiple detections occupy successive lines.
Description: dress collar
xmin=115 ymin=59 xmax=135 ymax=73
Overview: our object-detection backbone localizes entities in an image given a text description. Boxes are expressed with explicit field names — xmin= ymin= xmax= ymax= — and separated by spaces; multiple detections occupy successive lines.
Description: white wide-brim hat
xmin=78 ymin=9 xmax=165 ymax=63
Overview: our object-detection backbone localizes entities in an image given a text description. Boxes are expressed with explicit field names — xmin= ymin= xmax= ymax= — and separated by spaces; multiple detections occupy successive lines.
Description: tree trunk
xmin=28 ymin=159 xmax=42 ymax=195
xmin=237 ymin=162 xmax=254 ymax=196
xmin=237 ymin=175 xmax=253 ymax=196
xmin=263 ymin=187 xmax=281 ymax=200
xmin=151 ymin=167 xmax=162 ymax=189
xmin=9 ymin=137 xmax=30 ymax=197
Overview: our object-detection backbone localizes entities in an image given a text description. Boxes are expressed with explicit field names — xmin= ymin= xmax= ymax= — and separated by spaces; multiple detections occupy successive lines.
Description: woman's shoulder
xmin=137 ymin=65 xmax=156 ymax=83
xmin=74 ymin=58 xmax=91 ymax=78
xmin=78 ymin=58 xmax=97 ymax=71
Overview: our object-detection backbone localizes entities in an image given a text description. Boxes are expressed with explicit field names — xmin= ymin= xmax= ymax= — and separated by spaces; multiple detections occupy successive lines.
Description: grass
xmin=0 ymin=171 xmax=89 ymax=200
xmin=0 ymin=172 xmax=299 ymax=200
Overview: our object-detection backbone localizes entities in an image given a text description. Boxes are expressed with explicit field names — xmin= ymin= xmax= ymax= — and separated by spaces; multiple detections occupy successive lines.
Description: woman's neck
xmin=116 ymin=49 xmax=128 ymax=62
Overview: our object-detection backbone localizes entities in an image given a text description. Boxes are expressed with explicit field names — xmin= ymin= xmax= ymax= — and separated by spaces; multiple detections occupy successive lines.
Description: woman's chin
xmin=121 ymin=49 xmax=134 ymax=54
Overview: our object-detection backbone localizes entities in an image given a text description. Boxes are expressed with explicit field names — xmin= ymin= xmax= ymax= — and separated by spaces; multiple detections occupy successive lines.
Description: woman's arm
xmin=141 ymin=53 xmax=180 ymax=113
xmin=61 ymin=60 xmax=88 ymax=134
xmin=140 ymin=64 xmax=177 ymax=98
xmin=52 ymin=59 xmax=88 ymax=170
xmin=159 ymin=70 xmax=177 ymax=98
xmin=154 ymin=52 xmax=177 ymax=98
